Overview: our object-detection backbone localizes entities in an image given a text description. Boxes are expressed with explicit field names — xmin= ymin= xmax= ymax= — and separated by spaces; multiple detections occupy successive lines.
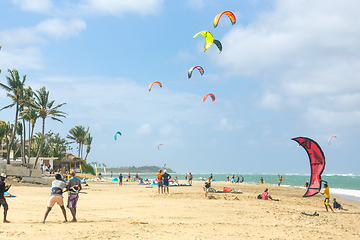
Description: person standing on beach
xmin=119 ymin=173 xmax=123 ymax=185
xmin=185 ymin=173 xmax=187 ymax=181
xmin=227 ymin=175 xmax=229 ymax=182
xmin=204 ymin=177 xmax=211 ymax=198
xmin=162 ymin=170 xmax=171 ymax=194
xmin=260 ymin=177 xmax=264 ymax=184
xmin=188 ymin=172 xmax=193 ymax=185
xmin=110 ymin=172 xmax=113 ymax=178
xmin=42 ymin=174 xmax=68 ymax=223
xmin=127 ymin=173 xmax=131 ymax=181
xmin=278 ymin=175 xmax=283 ymax=186
xmin=0 ymin=173 xmax=11 ymax=223
xmin=156 ymin=170 xmax=163 ymax=194
xmin=319 ymin=180 xmax=334 ymax=212
xmin=67 ymin=170 xmax=82 ymax=222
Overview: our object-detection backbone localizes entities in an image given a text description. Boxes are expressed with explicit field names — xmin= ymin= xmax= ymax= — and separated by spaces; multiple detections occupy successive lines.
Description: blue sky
xmin=1 ymin=0 xmax=360 ymax=174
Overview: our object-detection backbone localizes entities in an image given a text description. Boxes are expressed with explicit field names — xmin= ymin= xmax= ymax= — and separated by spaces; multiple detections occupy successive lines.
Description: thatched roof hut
xmin=59 ymin=153 xmax=85 ymax=164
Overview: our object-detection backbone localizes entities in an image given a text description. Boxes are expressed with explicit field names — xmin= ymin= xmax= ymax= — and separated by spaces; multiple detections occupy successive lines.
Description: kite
xmin=203 ymin=93 xmax=215 ymax=102
xmin=158 ymin=144 xmax=163 ymax=150
xmin=193 ymin=31 xmax=214 ymax=52
xmin=292 ymin=137 xmax=325 ymax=197
xmin=213 ymin=40 xmax=222 ymax=53
xmin=188 ymin=66 xmax=204 ymax=79
xmin=328 ymin=136 xmax=337 ymax=145
xmin=213 ymin=11 xmax=236 ymax=28
xmin=114 ymin=131 xmax=121 ymax=140
xmin=149 ymin=81 xmax=162 ymax=91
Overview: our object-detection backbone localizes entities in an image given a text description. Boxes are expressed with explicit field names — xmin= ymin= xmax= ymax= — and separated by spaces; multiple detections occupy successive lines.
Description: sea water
xmin=104 ymin=173 xmax=360 ymax=201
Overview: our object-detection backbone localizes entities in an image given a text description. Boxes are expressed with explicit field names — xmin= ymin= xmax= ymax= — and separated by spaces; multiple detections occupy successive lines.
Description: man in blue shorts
xmin=162 ymin=170 xmax=171 ymax=194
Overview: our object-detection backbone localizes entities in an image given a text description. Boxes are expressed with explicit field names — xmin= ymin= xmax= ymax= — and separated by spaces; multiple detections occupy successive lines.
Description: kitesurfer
xmin=227 ymin=175 xmax=229 ymax=182
xmin=204 ymin=177 xmax=211 ymax=198
xmin=241 ymin=176 xmax=244 ymax=183
xmin=319 ymin=180 xmax=334 ymax=212
xmin=162 ymin=170 xmax=171 ymax=194
xmin=262 ymin=188 xmax=273 ymax=200
xmin=210 ymin=173 xmax=213 ymax=180
xmin=119 ymin=173 xmax=123 ymax=186
xmin=304 ymin=181 xmax=309 ymax=188
xmin=278 ymin=175 xmax=283 ymax=186
xmin=236 ymin=176 xmax=240 ymax=183
xmin=156 ymin=170 xmax=163 ymax=194
xmin=260 ymin=177 xmax=264 ymax=184
xmin=42 ymin=174 xmax=68 ymax=223
xmin=0 ymin=173 xmax=11 ymax=223
xmin=333 ymin=198 xmax=348 ymax=211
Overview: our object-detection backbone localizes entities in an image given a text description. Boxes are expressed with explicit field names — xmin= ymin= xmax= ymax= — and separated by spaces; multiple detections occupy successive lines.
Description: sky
xmin=1 ymin=0 xmax=360 ymax=174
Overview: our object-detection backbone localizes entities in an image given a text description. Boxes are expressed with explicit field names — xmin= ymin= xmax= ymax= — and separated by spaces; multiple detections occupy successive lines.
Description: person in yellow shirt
xmin=319 ymin=180 xmax=334 ymax=212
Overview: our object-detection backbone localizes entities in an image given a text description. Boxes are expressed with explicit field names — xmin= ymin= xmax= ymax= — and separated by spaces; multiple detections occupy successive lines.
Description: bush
xmin=82 ymin=163 xmax=95 ymax=175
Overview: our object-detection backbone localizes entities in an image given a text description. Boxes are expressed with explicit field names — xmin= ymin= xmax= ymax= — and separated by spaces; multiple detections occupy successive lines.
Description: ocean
xmin=103 ymin=172 xmax=360 ymax=201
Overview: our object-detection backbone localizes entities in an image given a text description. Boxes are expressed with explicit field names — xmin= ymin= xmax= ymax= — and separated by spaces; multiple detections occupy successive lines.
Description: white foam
xmin=330 ymin=188 xmax=360 ymax=198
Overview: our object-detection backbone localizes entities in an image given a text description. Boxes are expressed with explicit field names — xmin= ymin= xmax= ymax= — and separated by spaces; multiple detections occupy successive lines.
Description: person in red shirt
xmin=156 ymin=170 xmax=163 ymax=194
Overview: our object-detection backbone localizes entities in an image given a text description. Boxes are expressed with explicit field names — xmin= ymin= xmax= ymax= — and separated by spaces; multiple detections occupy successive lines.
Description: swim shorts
xmin=157 ymin=182 xmax=163 ymax=187
xmin=163 ymin=183 xmax=169 ymax=187
xmin=0 ymin=198 xmax=8 ymax=211
xmin=324 ymin=198 xmax=330 ymax=205
xmin=48 ymin=196 xmax=64 ymax=207
xmin=67 ymin=195 xmax=79 ymax=209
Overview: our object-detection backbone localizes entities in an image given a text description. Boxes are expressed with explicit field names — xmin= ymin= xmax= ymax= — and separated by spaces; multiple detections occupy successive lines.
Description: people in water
xmin=319 ymin=180 xmax=334 ymax=212
xmin=260 ymin=177 xmax=264 ymax=184
xmin=204 ymin=177 xmax=211 ymax=198
xmin=304 ymin=181 xmax=309 ymax=188
xmin=333 ymin=198 xmax=348 ymax=211
xmin=262 ymin=188 xmax=273 ymax=200
xmin=278 ymin=175 xmax=283 ymax=186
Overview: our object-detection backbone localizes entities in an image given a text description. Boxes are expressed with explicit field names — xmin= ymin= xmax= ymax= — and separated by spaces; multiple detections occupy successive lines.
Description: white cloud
xmin=35 ymin=18 xmax=86 ymax=39
xmin=213 ymin=0 xmax=360 ymax=129
xmin=214 ymin=118 xmax=244 ymax=132
xmin=82 ymin=0 xmax=164 ymax=16
xmin=136 ymin=124 xmax=152 ymax=136
xmin=0 ymin=47 xmax=43 ymax=70
xmin=12 ymin=0 xmax=53 ymax=14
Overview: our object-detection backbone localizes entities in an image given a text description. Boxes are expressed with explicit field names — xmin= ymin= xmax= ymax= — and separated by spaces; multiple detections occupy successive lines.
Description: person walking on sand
xmin=156 ymin=170 xmax=163 ymax=194
xmin=67 ymin=170 xmax=82 ymax=222
xmin=119 ymin=173 xmax=123 ymax=186
xmin=162 ymin=170 xmax=171 ymax=194
xmin=204 ymin=177 xmax=211 ymax=198
xmin=188 ymin=172 xmax=193 ymax=185
xmin=319 ymin=179 xmax=334 ymax=212
xmin=278 ymin=175 xmax=283 ymax=186
xmin=0 ymin=173 xmax=11 ymax=223
xmin=42 ymin=174 xmax=68 ymax=223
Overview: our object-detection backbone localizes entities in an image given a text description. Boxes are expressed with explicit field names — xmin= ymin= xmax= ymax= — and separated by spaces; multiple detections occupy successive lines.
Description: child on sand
xmin=333 ymin=198 xmax=348 ymax=211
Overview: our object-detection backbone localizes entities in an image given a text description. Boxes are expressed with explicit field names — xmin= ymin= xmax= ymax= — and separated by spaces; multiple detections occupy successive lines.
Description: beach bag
xmin=257 ymin=194 xmax=262 ymax=199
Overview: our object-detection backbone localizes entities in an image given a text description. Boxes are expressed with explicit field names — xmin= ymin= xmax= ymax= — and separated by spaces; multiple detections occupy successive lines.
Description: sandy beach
xmin=0 ymin=178 xmax=359 ymax=240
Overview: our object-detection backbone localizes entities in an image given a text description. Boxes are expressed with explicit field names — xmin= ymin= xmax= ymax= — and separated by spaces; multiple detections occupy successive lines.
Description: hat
xmin=164 ymin=170 xmax=167 ymax=173
xmin=0 ymin=173 xmax=6 ymax=178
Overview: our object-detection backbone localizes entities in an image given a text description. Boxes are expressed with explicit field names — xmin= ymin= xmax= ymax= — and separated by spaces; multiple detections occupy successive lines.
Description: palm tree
xmin=0 ymin=121 xmax=6 ymax=156
xmin=32 ymin=87 xmax=67 ymax=168
xmin=19 ymin=86 xmax=34 ymax=164
xmin=84 ymin=133 xmax=93 ymax=161
xmin=21 ymin=107 xmax=38 ymax=163
xmin=67 ymin=126 xmax=89 ymax=159
xmin=0 ymin=69 xmax=26 ymax=163
xmin=3 ymin=121 xmax=13 ymax=160
xmin=15 ymin=121 xmax=24 ymax=164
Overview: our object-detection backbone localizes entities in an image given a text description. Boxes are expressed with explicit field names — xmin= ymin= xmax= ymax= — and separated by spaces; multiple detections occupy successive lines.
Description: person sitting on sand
xmin=262 ymin=188 xmax=273 ymax=200
xmin=333 ymin=198 xmax=348 ymax=211
xmin=204 ymin=177 xmax=211 ymax=198
xmin=42 ymin=174 xmax=68 ymax=223
xmin=319 ymin=180 xmax=334 ymax=212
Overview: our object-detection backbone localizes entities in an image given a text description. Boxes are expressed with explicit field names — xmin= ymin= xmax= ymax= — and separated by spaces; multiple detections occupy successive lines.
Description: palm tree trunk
xmin=7 ymin=100 xmax=19 ymax=164
xmin=27 ymin=121 xmax=31 ymax=163
xmin=78 ymin=142 xmax=81 ymax=158
xmin=22 ymin=118 xmax=26 ymax=164
xmin=33 ymin=118 xmax=45 ymax=169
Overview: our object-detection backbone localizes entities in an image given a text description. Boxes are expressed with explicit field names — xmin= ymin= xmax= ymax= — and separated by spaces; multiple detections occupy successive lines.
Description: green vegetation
xmin=105 ymin=165 xmax=174 ymax=173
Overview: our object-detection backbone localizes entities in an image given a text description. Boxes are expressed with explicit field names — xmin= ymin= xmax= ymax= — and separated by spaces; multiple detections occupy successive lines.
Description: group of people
xmin=184 ymin=173 xmax=193 ymax=184
xmin=156 ymin=169 xmax=172 ymax=194
xmin=227 ymin=175 xmax=244 ymax=183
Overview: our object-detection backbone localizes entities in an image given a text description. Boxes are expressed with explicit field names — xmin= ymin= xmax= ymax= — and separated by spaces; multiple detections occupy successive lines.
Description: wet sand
xmin=0 ymin=179 xmax=359 ymax=239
